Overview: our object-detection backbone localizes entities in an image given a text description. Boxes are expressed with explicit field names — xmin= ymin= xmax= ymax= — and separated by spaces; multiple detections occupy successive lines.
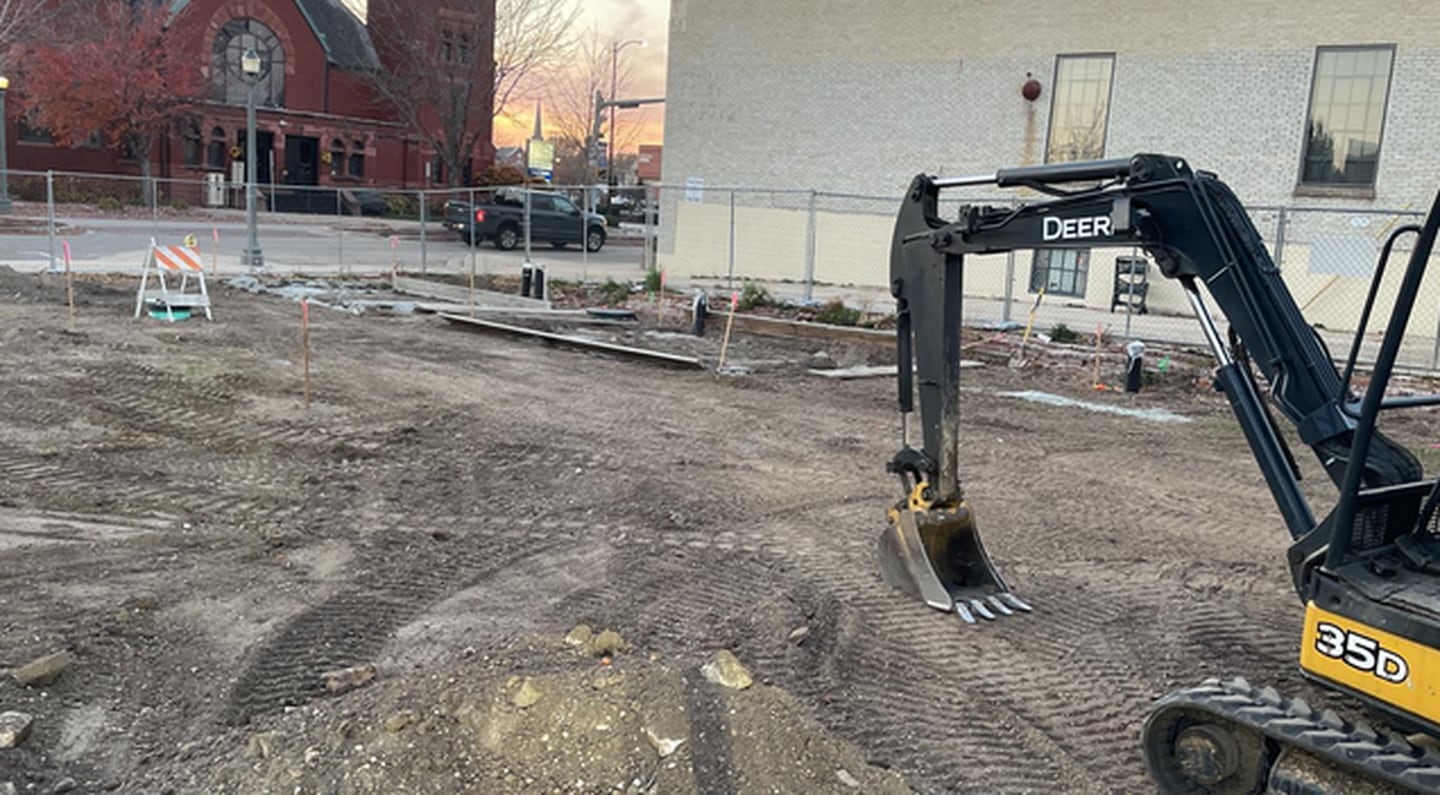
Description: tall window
xmin=1300 ymin=46 xmax=1394 ymax=187
xmin=1030 ymin=249 xmax=1090 ymax=298
xmin=207 ymin=127 xmax=227 ymax=169
xmin=349 ymin=140 xmax=365 ymax=179
xmin=182 ymin=119 xmax=202 ymax=166
xmin=212 ymin=18 xmax=285 ymax=108
xmin=1046 ymin=54 xmax=1115 ymax=163
xmin=330 ymin=139 xmax=345 ymax=177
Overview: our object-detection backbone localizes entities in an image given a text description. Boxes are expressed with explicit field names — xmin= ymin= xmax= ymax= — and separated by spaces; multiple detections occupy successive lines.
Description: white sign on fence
xmin=685 ymin=177 xmax=705 ymax=203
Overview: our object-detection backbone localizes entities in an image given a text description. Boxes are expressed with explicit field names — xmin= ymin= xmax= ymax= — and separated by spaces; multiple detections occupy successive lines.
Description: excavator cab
xmin=880 ymin=153 xmax=1440 ymax=791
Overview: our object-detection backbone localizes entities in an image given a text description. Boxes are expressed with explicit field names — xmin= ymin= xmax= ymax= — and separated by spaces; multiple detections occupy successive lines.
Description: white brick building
xmin=657 ymin=0 xmax=1440 ymax=337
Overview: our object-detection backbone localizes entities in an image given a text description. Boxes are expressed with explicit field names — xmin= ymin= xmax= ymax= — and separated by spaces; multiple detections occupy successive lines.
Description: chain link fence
xmin=651 ymin=181 xmax=1440 ymax=372
xmin=0 ymin=170 xmax=656 ymax=285
xmin=7 ymin=167 xmax=1437 ymax=371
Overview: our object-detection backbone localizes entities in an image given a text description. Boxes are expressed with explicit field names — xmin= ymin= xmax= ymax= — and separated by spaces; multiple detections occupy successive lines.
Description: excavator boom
xmin=879 ymin=153 xmax=1440 ymax=791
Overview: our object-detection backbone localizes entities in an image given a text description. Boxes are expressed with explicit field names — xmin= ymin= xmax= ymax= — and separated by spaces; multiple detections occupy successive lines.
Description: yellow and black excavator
xmin=879 ymin=153 xmax=1440 ymax=792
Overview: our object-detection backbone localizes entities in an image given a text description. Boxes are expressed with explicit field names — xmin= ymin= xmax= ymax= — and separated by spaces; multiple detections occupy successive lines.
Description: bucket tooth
xmin=876 ymin=500 xmax=1030 ymax=623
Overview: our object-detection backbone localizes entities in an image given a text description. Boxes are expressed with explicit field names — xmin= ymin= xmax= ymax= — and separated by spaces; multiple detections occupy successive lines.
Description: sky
xmin=493 ymin=0 xmax=671 ymax=152
xmin=342 ymin=0 xmax=671 ymax=153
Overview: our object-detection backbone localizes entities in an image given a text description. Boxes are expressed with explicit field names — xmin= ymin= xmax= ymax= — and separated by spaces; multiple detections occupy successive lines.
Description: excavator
xmin=878 ymin=153 xmax=1440 ymax=792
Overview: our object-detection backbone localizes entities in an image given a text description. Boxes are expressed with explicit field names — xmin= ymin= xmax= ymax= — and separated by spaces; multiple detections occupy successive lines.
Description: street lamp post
xmin=608 ymin=38 xmax=645 ymax=186
xmin=241 ymin=47 xmax=264 ymax=270
xmin=0 ymin=75 xmax=12 ymax=214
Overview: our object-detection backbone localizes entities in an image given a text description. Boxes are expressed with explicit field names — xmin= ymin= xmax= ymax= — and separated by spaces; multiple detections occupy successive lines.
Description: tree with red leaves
xmin=16 ymin=1 xmax=197 ymax=201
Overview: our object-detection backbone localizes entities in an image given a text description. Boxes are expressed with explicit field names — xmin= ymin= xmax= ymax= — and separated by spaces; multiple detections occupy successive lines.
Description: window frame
xmin=212 ymin=18 xmax=286 ymax=109
xmin=348 ymin=139 xmax=365 ymax=179
xmin=206 ymin=126 xmax=228 ymax=169
xmin=1029 ymin=248 xmax=1091 ymax=298
xmin=1043 ymin=52 xmax=1116 ymax=165
xmin=1296 ymin=44 xmax=1396 ymax=193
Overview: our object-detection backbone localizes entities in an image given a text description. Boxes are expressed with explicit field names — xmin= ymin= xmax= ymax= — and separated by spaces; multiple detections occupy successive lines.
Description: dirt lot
xmin=0 ymin=267 xmax=1436 ymax=794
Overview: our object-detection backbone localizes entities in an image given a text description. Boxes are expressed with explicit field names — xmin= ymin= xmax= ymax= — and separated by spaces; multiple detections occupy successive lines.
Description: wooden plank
xmin=808 ymin=362 xmax=982 ymax=380
xmin=394 ymin=276 xmax=548 ymax=309
xmin=440 ymin=313 xmax=704 ymax=369
xmin=723 ymin=312 xmax=892 ymax=346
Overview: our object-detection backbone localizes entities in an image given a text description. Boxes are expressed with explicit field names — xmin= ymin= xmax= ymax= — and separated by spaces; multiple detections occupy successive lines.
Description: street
xmin=0 ymin=213 xmax=650 ymax=283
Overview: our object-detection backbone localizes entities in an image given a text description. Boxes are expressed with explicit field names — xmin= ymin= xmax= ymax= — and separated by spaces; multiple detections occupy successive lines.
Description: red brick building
xmin=8 ymin=0 xmax=494 ymax=196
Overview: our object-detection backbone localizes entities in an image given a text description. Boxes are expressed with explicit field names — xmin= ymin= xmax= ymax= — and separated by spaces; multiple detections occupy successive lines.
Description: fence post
xmin=419 ymin=189 xmax=428 ymax=276
xmin=803 ymin=189 xmax=818 ymax=301
xmin=644 ymin=184 xmax=657 ymax=274
xmin=150 ymin=176 xmax=159 ymax=235
xmin=727 ymin=189 xmax=736 ymax=290
xmin=523 ymin=186 xmax=533 ymax=262
xmin=46 ymin=170 xmax=56 ymax=272
xmin=1273 ymin=207 xmax=1288 ymax=270
xmin=581 ymin=184 xmax=590 ymax=284
xmin=468 ymin=187 xmax=478 ymax=280
xmin=335 ymin=189 xmax=345 ymax=276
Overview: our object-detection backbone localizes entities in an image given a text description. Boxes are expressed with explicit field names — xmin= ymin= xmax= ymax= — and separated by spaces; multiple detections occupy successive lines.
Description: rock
xmin=809 ymin=350 xmax=837 ymax=370
xmin=10 ymin=650 xmax=75 ymax=687
xmin=1 ymin=780 xmax=14 ymax=795
xmin=122 ymin=594 xmax=160 ymax=611
xmin=245 ymin=732 xmax=275 ymax=760
xmin=591 ymin=670 xmax=626 ymax=690
xmin=836 ymin=769 xmax=861 ymax=788
xmin=50 ymin=778 xmax=77 ymax=794
xmin=701 ymin=650 xmax=753 ymax=690
xmin=383 ymin=710 xmax=417 ymax=733
xmin=512 ymin=677 xmax=542 ymax=709
xmin=0 ymin=712 xmax=33 ymax=748
xmin=587 ymin=629 xmax=628 ymax=658
xmin=643 ymin=727 xmax=685 ymax=758
xmin=564 ymin=624 xmax=593 ymax=647
xmin=787 ymin=626 xmax=811 ymax=645
xmin=304 ymin=746 xmax=322 ymax=766
xmin=320 ymin=664 xmax=376 ymax=694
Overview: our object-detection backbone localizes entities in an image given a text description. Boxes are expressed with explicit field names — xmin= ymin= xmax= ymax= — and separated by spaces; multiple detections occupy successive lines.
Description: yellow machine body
xmin=1299 ymin=602 xmax=1440 ymax=726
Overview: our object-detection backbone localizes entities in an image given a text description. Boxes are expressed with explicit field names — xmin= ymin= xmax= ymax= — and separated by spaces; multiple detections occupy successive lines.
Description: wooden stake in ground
xmin=717 ymin=290 xmax=740 ymax=370
xmin=1092 ymin=322 xmax=1104 ymax=388
xmin=62 ymin=240 xmax=75 ymax=330
xmin=1009 ymin=287 xmax=1045 ymax=368
xmin=211 ymin=228 xmax=220 ymax=277
xmin=658 ymin=269 xmax=667 ymax=326
xmin=301 ymin=297 xmax=312 ymax=408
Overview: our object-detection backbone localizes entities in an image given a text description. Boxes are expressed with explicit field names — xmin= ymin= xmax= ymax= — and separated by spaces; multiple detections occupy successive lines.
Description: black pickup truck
xmin=443 ymin=189 xmax=608 ymax=252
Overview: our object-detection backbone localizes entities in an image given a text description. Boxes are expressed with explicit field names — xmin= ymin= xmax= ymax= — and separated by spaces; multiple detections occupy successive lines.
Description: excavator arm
xmin=879 ymin=153 xmax=1440 ymax=792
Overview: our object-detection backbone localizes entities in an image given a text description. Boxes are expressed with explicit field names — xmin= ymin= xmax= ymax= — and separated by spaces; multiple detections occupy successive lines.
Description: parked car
xmin=443 ymin=189 xmax=607 ymax=252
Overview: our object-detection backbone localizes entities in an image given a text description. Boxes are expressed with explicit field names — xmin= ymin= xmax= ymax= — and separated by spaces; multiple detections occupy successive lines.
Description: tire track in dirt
xmin=222 ymin=514 xmax=617 ymax=725
xmin=547 ymin=500 xmax=1309 ymax=794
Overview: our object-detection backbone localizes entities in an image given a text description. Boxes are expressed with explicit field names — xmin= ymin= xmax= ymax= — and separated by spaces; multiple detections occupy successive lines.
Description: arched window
xmin=212 ymin=19 xmax=285 ymax=108
xmin=207 ymin=126 xmax=227 ymax=169
xmin=330 ymin=138 xmax=345 ymax=177
xmin=349 ymin=140 xmax=365 ymax=179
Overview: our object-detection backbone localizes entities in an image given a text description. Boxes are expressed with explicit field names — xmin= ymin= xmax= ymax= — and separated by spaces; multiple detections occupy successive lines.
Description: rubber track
xmin=1149 ymin=677 xmax=1440 ymax=792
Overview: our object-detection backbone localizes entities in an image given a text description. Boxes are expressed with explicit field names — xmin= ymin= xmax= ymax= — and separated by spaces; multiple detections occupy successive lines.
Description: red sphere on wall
xmin=1022 ymin=75 xmax=1042 ymax=102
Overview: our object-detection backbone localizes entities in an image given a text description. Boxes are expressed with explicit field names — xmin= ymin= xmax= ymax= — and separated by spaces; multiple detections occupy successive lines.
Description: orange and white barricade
xmin=134 ymin=239 xmax=212 ymax=320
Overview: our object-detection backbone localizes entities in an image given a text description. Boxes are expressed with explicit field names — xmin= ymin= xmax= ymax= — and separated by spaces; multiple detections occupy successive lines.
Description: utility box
xmin=203 ymin=173 xmax=226 ymax=208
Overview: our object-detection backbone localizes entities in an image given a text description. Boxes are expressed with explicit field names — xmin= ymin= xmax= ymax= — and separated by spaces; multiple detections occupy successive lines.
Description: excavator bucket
xmin=878 ymin=501 xmax=1031 ymax=623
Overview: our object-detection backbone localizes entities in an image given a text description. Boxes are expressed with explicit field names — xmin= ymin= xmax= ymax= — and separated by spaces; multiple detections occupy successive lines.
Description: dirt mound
xmin=0 ymin=265 xmax=121 ymax=307
xmin=170 ymin=634 xmax=909 ymax=795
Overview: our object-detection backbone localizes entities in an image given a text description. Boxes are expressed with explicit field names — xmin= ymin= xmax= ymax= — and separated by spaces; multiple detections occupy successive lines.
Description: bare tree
xmin=544 ymin=30 xmax=646 ymax=177
xmin=367 ymin=1 xmax=494 ymax=186
xmin=493 ymin=0 xmax=580 ymax=119
xmin=0 ymin=0 xmax=76 ymax=71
